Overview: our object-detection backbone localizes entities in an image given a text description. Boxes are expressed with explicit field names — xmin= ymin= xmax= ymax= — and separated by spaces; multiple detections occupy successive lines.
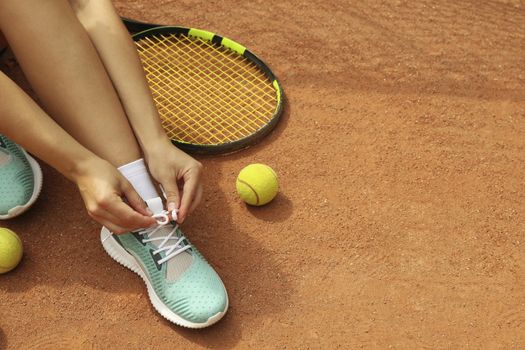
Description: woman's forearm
xmin=0 ymin=71 xmax=97 ymax=181
xmin=72 ymin=0 xmax=169 ymax=154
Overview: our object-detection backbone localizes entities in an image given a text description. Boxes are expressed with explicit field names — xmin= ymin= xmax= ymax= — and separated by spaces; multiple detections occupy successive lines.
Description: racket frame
xmin=123 ymin=18 xmax=284 ymax=154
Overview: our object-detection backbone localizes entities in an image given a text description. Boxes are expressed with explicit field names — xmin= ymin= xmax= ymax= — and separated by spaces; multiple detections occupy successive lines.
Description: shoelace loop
xmin=139 ymin=209 xmax=191 ymax=265
xmin=152 ymin=208 xmax=177 ymax=225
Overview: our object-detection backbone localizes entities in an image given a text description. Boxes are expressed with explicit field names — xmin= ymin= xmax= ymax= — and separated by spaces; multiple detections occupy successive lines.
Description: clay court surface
xmin=1 ymin=0 xmax=525 ymax=348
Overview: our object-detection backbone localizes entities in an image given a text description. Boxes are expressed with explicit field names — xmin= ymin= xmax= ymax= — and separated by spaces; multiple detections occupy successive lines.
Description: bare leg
xmin=1 ymin=0 xmax=202 ymax=223
xmin=0 ymin=70 xmax=156 ymax=232
xmin=0 ymin=0 xmax=140 ymax=167
xmin=68 ymin=0 xmax=204 ymax=222
xmin=0 ymin=0 xmax=159 ymax=231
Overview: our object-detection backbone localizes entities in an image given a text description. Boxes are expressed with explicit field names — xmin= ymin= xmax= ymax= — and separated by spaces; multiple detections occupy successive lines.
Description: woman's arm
xmin=72 ymin=0 xmax=203 ymax=223
xmin=70 ymin=0 xmax=166 ymax=153
xmin=0 ymin=71 xmax=154 ymax=232
xmin=0 ymin=71 xmax=95 ymax=182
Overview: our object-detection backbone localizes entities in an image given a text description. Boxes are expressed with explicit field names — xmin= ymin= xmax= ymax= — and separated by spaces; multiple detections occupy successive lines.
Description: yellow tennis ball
xmin=0 ymin=228 xmax=23 ymax=274
xmin=236 ymin=164 xmax=278 ymax=206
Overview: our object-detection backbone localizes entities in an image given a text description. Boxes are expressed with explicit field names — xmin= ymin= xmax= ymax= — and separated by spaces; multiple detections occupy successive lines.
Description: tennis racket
xmin=122 ymin=17 xmax=284 ymax=154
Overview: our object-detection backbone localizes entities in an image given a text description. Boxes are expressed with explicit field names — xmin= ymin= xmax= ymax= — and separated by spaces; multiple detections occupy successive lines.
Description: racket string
xmin=141 ymin=34 xmax=271 ymax=132
xmin=139 ymin=36 xmax=273 ymax=128
xmin=141 ymin=56 xmax=256 ymax=141
xmin=150 ymin=34 xmax=274 ymax=99
xmin=150 ymin=57 xmax=266 ymax=136
xmin=139 ymin=49 xmax=245 ymax=142
xmin=164 ymin=36 xmax=275 ymax=120
xmin=135 ymin=33 xmax=277 ymax=145
xmin=172 ymin=34 xmax=276 ymax=102
xmin=138 ymin=39 xmax=256 ymax=142
xmin=143 ymin=62 xmax=242 ymax=139
xmin=155 ymin=94 xmax=223 ymax=143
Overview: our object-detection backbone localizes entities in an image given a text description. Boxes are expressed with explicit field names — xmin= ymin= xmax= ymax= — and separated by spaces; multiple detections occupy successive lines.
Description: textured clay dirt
xmin=1 ymin=0 xmax=525 ymax=349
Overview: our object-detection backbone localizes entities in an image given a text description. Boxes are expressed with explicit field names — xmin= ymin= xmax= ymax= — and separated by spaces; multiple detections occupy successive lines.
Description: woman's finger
xmin=92 ymin=205 xmax=144 ymax=233
xmin=188 ymin=183 xmax=203 ymax=215
xmin=178 ymin=175 xmax=200 ymax=223
xmin=102 ymin=196 xmax=156 ymax=229
xmin=121 ymin=180 xmax=153 ymax=216
xmin=91 ymin=213 xmax=129 ymax=235
xmin=160 ymin=180 xmax=181 ymax=213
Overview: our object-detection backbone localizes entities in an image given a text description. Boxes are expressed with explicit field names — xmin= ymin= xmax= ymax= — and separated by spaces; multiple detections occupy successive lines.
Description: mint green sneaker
xmin=100 ymin=197 xmax=228 ymax=328
xmin=0 ymin=135 xmax=43 ymax=219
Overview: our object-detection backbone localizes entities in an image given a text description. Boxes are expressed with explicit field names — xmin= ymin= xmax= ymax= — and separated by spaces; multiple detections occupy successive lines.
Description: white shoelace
xmin=109 ymin=209 xmax=191 ymax=265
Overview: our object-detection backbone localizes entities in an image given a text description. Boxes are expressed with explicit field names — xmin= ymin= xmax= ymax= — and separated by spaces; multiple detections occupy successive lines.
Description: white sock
xmin=118 ymin=158 xmax=158 ymax=200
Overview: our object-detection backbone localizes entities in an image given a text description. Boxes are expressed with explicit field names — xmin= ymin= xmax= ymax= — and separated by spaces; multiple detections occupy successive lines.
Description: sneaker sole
xmin=100 ymin=227 xmax=228 ymax=328
xmin=0 ymin=151 xmax=43 ymax=220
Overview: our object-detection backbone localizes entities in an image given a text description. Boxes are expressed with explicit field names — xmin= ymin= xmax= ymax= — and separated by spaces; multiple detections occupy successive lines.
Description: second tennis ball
xmin=0 ymin=228 xmax=23 ymax=274
xmin=236 ymin=164 xmax=278 ymax=206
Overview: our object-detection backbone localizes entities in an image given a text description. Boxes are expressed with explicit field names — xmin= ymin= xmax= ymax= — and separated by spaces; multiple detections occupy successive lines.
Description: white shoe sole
xmin=100 ymin=227 xmax=228 ymax=328
xmin=0 ymin=151 xmax=43 ymax=220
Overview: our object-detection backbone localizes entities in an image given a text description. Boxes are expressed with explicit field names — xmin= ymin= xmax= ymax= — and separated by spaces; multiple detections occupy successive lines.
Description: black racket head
xmin=125 ymin=21 xmax=284 ymax=154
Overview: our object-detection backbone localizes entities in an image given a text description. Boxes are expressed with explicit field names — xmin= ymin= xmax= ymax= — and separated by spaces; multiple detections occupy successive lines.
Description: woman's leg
xmin=0 ymin=31 xmax=7 ymax=53
xmin=0 ymin=69 xmax=156 ymax=232
xmin=0 ymin=0 xmax=161 ymax=230
xmin=0 ymin=0 xmax=140 ymax=167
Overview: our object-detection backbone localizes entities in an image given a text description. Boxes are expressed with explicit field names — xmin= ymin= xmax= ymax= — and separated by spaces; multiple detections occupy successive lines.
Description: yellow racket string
xmin=156 ymin=36 xmax=273 ymax=125
xmin=140 ymin=38 xmax=255 ymax=133
xmin=141 ymin=35 xmax=271 ymax=137
xmin=135 ymin=33 xmax=277 ymax=145
xmin=139 ymin=37 xmax=268 ymax=142
xmin=139 ymin=39 xmax=259 ymax=137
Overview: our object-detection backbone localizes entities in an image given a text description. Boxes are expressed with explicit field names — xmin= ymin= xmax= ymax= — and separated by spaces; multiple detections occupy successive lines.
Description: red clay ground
xmin=1 ymin=0 xmax=525 ymax=349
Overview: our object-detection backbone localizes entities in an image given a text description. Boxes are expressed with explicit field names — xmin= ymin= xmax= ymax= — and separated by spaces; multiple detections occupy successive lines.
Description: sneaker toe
xmin=165 ymin=256 xmax=228 ymax=324
xmin=0 ymin=182 xmax=32 ymax=215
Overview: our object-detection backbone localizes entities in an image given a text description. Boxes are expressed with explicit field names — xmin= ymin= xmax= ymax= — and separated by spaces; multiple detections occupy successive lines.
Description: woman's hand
xmin=73 ymin=157 xmax=156 ymax=233
xmin=145 ymin=139 xmax=204 ymax=224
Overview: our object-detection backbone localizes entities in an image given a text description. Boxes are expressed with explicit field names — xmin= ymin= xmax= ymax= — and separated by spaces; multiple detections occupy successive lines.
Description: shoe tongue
xmin=144 ymin=197 xmax=170 ymax=247
xmin=143 ymin=197 xmax=193 ymax=281
xmin=143 ymin=196 xmax=189 ymax=251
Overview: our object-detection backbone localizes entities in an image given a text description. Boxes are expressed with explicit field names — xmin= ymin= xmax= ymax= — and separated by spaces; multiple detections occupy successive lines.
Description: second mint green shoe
xmin=0 ymin=135 xmax=43 ymax=219
xmin=100 ymin=197 xmax=228 ymax=328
